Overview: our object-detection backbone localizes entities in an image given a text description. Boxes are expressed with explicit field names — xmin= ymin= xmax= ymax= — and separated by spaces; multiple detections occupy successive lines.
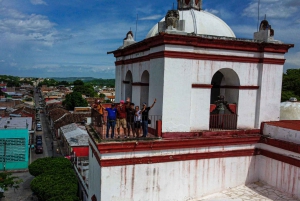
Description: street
xmin=1 ymin=88 xmax=61 ymax=201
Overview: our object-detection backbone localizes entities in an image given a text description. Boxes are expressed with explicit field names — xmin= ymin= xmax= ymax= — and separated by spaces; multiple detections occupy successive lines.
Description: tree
xmin=58 ymin=81 xmax=70 ymax=86
xmin=73 ymin=80 xmax=84 ymax=86
xmin=0 ymin=172 xmax=23 ymax=198
xmin=28 ymin=157 xmax=79 ymax=201
xmin=281 ymin=69 xmax=300 ymax=101
xmin=62 ymin=92 xmax=88 ymax=110
xmin=73 ymin=84 xmax=97 ymax=97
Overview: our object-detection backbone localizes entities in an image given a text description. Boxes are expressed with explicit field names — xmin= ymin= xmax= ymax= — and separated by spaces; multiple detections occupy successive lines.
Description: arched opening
xmin=124 ymin=70 xmax=133 ymax=101
xmin=210 ymin=68 xmax=240 ymax=130
xmin=140 ymin=70 xmax=149 ymax=106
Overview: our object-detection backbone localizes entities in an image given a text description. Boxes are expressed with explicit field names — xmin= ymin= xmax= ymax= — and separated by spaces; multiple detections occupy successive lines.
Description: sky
xmin=0 ymin=0 xmax=299 ymax=78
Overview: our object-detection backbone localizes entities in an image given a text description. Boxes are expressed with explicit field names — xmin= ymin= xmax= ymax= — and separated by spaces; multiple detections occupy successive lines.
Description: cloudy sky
xmin=0 ymin=0 xmax=299 ymax=78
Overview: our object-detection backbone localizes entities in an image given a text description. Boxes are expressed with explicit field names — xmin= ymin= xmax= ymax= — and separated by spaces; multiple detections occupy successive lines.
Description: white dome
xmin=146 ymin=10 xmax=236 ymax=38
xmin=280 ymin=101 xmax=300 ymax=120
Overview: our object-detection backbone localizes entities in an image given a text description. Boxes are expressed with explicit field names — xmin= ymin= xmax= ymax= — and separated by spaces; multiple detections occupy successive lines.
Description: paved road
xmin=1 ymin=88 xmax=62 ymax=201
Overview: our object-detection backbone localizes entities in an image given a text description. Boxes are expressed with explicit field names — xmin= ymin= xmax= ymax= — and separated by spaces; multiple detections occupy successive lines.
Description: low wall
xmin=258 ymin=155 xmax=300 ymax=198
xmin=100 ymin=156 xmax=258 ymax=201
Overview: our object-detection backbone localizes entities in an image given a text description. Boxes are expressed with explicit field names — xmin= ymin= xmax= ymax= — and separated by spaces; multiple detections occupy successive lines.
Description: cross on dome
xmin=177 ymin=0 xmax=202 ymax=11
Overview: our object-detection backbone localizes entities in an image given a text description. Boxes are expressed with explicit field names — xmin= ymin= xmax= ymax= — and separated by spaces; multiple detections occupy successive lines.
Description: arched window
xmin=140 ymin=70 xmax=149 ymax=107
xmin=124 ymin=70 xmax=133 ymax=100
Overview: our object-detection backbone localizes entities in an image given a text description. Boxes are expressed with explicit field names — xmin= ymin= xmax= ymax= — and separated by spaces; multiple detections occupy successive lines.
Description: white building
xmin=110 ymin=0 xmax=293 ymax=135
xmin=86 ymin=1 xmax=299 ymax=201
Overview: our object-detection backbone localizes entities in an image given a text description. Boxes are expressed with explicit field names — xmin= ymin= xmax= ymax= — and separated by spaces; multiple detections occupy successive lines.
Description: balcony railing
xmin=91 ymin=109 xmax=162 ymax=140
xmin=209 ymin=114 xmax=237 ymax=130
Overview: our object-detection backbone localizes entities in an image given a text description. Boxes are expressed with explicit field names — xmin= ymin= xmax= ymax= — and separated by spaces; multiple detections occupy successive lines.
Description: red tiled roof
xmin=49 ymin=108 xmax=70 ymax=122
xmin=54 ymin=113 xmax=91 ymax=129
xmin=265 ymin=120 xmax=300 ymax=131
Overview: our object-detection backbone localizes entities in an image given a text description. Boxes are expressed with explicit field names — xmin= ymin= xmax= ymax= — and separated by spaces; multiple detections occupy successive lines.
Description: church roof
xmin=146 ymin=9 xmax=235 ymax=39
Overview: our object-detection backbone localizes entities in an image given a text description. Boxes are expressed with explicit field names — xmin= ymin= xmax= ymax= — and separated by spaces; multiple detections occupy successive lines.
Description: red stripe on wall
xmin=259 ymin=149 xmax=300 ymax=168
xmin=260 ymin=137 xmax=300 ymax=154
xmin=100 ymin=148 xmax=300 ymax=168
xmin=96 ymin=135 xmax=261 ymax=154
xmin=115 ymin=51 xmax=286 ymax=66
xmin=100 ymin=149 xmax=256 ymax=167
xmin=111 ymin=34 xmax=293 ymax=57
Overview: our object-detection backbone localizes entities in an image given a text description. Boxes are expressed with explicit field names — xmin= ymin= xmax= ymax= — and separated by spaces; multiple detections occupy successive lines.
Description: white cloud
xmin=204 ymin=9 xmax=219 ymax=15
xmin=139 ymin=15 xmax=163 ymax=21
xmin=30 ymin=0 xmax=47 ymax=5
xmin=243 ymin=0 xmax=298 ymax=19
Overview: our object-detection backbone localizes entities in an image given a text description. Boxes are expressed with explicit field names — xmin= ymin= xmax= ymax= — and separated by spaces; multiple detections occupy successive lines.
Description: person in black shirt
xmin=141 ymin=98 xmax=156 ymax=137
xmin=126 ymin=103 xmax=135 ymax=137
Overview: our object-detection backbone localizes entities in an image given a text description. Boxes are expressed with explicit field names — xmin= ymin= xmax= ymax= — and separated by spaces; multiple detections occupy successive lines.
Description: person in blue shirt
xmin=105 ymin=103 xmax=117 ymax=138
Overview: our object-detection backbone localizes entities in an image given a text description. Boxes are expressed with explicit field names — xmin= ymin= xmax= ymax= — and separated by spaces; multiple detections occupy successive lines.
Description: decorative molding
xmin=111 ymin=34 xmax=293 ymax=58
xmin=259 ymin=149 xmax=300 ymax=168
xmin=115 ymin=51 xmax=286 ymax=66
xmin=96 ymin=135 xmax=261 ymax=154
xmin=260 ymin=137 xmax=300 ymax=154
xmin=100 ymin=149 xmax=256 ymax=167
xmin=192 ymin=84 xmax=213 ymax=88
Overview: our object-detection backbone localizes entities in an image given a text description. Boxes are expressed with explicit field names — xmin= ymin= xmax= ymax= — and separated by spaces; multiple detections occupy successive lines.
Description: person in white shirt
xmin=134 ymin=106 xmax=142 ymax=137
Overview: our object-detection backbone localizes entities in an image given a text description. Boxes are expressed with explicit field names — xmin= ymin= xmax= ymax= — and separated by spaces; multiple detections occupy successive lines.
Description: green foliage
xmin=29 ymin=157 xmax=79 ymax=201
xmin=282 ymin=69 xmax=300 ymax=102
xmin=73 ymin=79 xmax=84 ymax=86
xmin=0 ymin=172 xmax=23 ymax=198
xmin=0 ymin=75 xmax=20 ymax=87
xmin=99 ymin=93 xmax=106 ymax=98
xmin=73 ymin=84 xmax=97 ymax=97
xmin=29 ymin=157 xmax=72 ymax=177
xmin=85 ymin=78 xmax=115 ymax=88
xmin=62 ymin=92 xmax=88 ymax=110
xmin=58 ymin=81 xmax=70 ymax=86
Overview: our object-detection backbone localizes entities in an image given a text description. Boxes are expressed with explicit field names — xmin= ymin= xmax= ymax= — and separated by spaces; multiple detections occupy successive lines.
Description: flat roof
xmin=61 ymin=123 xmax=89 ymax=146
xmin=0 ymin=117 xmax=33 ymax=130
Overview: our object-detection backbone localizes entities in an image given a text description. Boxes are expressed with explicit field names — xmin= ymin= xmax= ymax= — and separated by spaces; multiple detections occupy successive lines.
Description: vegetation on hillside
xmin=85 ymin=78 xmax=115 ymax=88
xmin=281 ymin=69 xmax=300 ymax=102
xmin=0 ymin=75 xmax=34 ymax=87
xmin=29 ymin=157 xmax=79 ymax=201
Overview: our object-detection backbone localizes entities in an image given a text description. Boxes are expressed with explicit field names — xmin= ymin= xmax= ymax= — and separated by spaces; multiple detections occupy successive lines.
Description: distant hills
xmin=49 ymin=77 xmax=96 ymax=82
xmin=49 ymin=77 xmax=115 ymax=87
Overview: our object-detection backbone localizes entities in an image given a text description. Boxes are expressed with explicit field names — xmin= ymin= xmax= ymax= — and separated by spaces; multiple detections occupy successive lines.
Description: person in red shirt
xmin=116 ymin=100 xmax=127 ymax=138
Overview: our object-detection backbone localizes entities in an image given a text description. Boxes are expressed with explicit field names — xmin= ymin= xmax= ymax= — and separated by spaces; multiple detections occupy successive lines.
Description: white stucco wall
xmin=115 ymin=42 xmax=286 ymax=132
xmin=263 ymin=124 xmax=300 ymax=144
xmin=88 ymin=144 xmax=101 ymax=201
xmin=255 ymin=64 xmax=283 ymax=127
xmin=100 ymin=156 xmax=258 ymax=201
xmin=162 ymin=58 xmax=193 ymax=132
xmin=257 ymin=155 xmax=300 ymax=198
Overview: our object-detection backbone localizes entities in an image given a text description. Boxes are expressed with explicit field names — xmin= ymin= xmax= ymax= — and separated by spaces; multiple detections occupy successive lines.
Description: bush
xmin=29 ymin=157 xmax=72 ymax=177
xmin=29 ymin=157 xmax=79 ymax=201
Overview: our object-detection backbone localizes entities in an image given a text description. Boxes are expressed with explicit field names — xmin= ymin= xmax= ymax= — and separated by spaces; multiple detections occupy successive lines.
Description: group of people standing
xmin=93 ymin=98 xmax=156 ymax=139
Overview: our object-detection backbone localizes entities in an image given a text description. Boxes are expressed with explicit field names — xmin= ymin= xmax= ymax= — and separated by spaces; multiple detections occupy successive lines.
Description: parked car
xmin=36 ymin=139 xmax=42 ymax=146
xmin=36 ymin=126 xmax=42 ymax=131
xmin=35 ymin=145 xmax=43 ymax=154
xmin=36 ymin=135 xmax=42 ymax=141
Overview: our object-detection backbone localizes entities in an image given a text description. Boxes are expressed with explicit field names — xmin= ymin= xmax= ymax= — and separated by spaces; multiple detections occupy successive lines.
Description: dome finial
xmin=177 ymin=0 xmax=202 ymax=11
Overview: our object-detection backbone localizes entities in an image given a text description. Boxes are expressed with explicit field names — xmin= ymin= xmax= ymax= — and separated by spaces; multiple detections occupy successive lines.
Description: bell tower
xmin=177 ymin=0 xmax=202 ymax=11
